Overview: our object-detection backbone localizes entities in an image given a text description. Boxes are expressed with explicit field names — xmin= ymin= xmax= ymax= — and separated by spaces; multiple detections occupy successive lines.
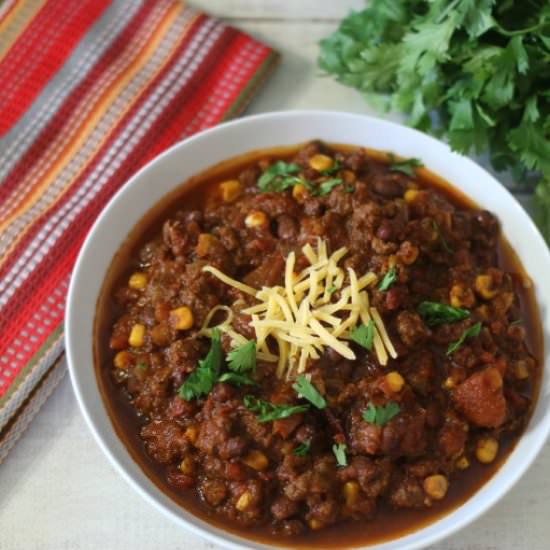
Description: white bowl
xmin=65 ymin=111 xmax=550 ymax=550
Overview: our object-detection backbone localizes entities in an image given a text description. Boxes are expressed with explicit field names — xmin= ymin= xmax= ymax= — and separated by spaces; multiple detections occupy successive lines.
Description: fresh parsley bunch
xmin=319 ymin=0 xmax=550 ymax=242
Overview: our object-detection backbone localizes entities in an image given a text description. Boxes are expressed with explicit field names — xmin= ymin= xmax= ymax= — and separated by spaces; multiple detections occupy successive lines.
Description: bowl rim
xmin=65 ymin=109 xmax=550 ymax=550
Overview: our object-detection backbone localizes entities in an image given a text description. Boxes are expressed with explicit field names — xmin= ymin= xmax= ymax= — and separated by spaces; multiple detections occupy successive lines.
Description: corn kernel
xmin=185 ymin=425 xmax=199 ymax=445
xmin=128 ymin=324 xmax=145 ymax=348
xmin=309 ymin=154 xmax=334 ymax=172
xmin=456 ymin=456 xmax=470 ymax=470
xmin=423 ymin=474 xmax=448 ymax=500
xmin=308 ymin=519 xmax=324 ymax=531
xmin=196 ymin=233 xmax=215 ymax=257
xmin=170 ymin=306 xmax=193 ymax=331
xmin=343 ymin=481 xmax=360 ymax=507
xmin=128 ymin=272 xmax=148 ymax=290
xmin=404 ymin=189 xmax=419 ymax=203
xmin=219 ymin=179 xmax=242 ymax=202
xmin=514 ymin=360 xmax=529 ymax=380
xmin=475 ymin=274 xmax=497 ymax=299
xmin=292 ymin=183 xmax=308 ymax=203
xmin=236 ymin=491 xmax=252 ymax=512
xmin=386 ymin=371 xmax=405 ymax=393
xmin=443 ymin=377 xmax=455 ymax=390
xmin=245 ymin=211 xmax=268 ymax=228
xmin=476 ymin=437 xmax=498 ymax=464
xmin=113 ymin=351 xmax=131 ymax=369
xmin=179 ymin=456 xmax=195 ymax=475
xmin=242 ymin=449 xmax=269 ymax=471
xmin=450 ymin=284 xmax=475 ymax=308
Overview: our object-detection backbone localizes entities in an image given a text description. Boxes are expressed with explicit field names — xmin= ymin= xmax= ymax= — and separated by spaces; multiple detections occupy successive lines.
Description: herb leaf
xmin=350 ymin=321 xmax=374 ymax=351
xmin=227 ymin=340 xmax=256 ymax=373
xmin=447 ymin=322 xmax=482 ymax=355
xmin=378 ymin=267 xmax=397 ymax=291
xmin=362 ymin=401 xmax=401 ymax=426
xmin=243 ymin=395 xmax=309 ymax=423
xmin=417 ymin=301 xmax=470 ymax=327
xmin=258 ymin=161 xmax=302 ymax=192
xmin=136 ymin=362 xmax=148 ymax=370
xmin=332 ymin=443 xmax=347 ymax=467
xmin=389 ymin=157 xmax=423 ymax=177
xmin=432 ymin=220 xmax=453 ymax=253
xmin=293 ymin=440 xmax=311 ymax=457
xmin=316 ymin=178 xmax=344 ymax=196
xmin=179 ymin=329 xmax=222 ymax=401
xmin=327 ymin=285 xmax=337 ymax=295
xmin=218 ymin=372 xmax=257 ymax=387
xmin=292 ymin=375 xmax=327 ymax=409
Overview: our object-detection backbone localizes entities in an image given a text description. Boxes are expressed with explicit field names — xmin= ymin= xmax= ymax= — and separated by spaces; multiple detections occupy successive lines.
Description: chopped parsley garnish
xmin=350 ymin=321 xmax=374 ymax=351
xmin=319 ymin=159 xmax=341 ymax=176
xmin=227 ymin=340 xmax=256 ymax=373
xmin=293 ymin=440 xmax=311 ymax=457
xmin=378 ymin=267 xmax=397 ymax=291
xmin=447 ymin=322 xmax=482 ymax=355
xmin=432 ymin=220 xmax=453 ymax=253
xmin=332 ymin=443 xmax=348 ymax=467
xmin=327 ymin=285 xmax=337 ymax=295
xmin=243 ymin=395 xmax=309 ymax=423
xmin=178 ymin=329 xmax=222 ymax=401
xmin=136 ymin=362 xmax=148 ymax=370
xmin=316 ymin=177 xmax=344 ymax=196
xmin=218 ymin=372 xmax=257 ymax=386
xmin=362 ymin=401 xmax=401 ymax=426
xmin=417 ymin=301 xmax=470 ymax=327
xmin=258 ymin=161 xmax=302 ymax=192
xmin=343 ymin=184 xmax=355 ymax=193
xmin=292 ymin=375 xmax=327 ymax=409
xmin=389 ymin=157 xmax=423 ymax=178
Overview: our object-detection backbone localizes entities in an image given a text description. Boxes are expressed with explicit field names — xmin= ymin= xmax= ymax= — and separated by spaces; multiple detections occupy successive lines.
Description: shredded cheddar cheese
xmin=200 ymin=239 xmax=397 ymax=378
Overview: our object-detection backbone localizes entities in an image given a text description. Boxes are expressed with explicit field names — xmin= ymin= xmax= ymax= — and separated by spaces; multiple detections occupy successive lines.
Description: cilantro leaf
xmin=227 ymin=340 xmax=256 ymax=373
xmin=258 ymin=161 xmax=302 ymax=192
xmin=293 ymin=440 xmax=311 ymax=457
xmin=316 ymin=178 xmax=344 ymax=196
xmin=179 ymin=329 xmax=222 ymax=400
xmin=378 ymin=267 xmax=397 ymax=291
xmin=350 ymin=321 xmax=374 ymax=351
xmin=447 ymin=322 xmax=482 ymax=355
xmin=417 ymin=301 xmax=470 ymax=327
xmin=332 ymin=443 xmax=347 ymax=467
xmin=362 ymin=401 xmax=401 ymax=426
xmin=389 ymin=157 xmax=424 ymax=177
xmin=243 ymin=395 xmax=309 ymax=423
xmin=292 ymin=375 xmax=327 ymax=409
xmin=218 ymin=372 xmax=257 ymax=387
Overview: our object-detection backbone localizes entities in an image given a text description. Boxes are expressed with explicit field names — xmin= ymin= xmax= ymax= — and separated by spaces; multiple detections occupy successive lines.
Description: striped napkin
xmin=0 ymin=0 xmax=278 ymax=463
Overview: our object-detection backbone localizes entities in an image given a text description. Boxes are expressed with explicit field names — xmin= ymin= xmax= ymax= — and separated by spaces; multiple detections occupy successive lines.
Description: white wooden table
xmin=1 ymin=2 xmax=548 ymax=549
